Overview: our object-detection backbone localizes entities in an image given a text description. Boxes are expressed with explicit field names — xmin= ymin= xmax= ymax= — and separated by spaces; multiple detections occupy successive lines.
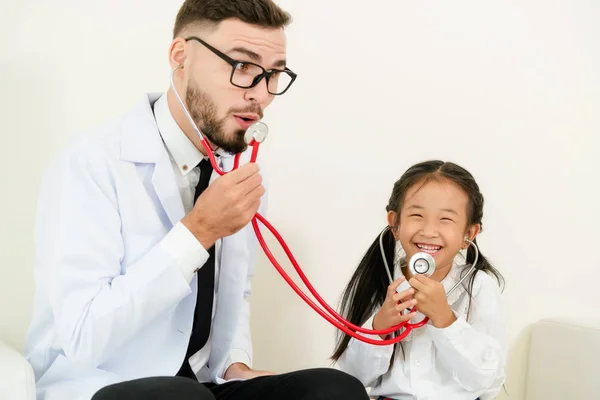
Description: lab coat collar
xmin=153 ymin=92 xmax=204 ymax=176
xmin=120 ymin=93 xmax=186 ymax=227
xmin=121 ymin=93 xmax=165 ymax=164
xmin=120 ymin=92 xmax=234 ymax=163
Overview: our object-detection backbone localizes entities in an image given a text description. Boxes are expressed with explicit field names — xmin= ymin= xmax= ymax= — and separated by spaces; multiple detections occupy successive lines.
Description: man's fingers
xmin=225 ymin=169 xmax=263 ymax=208
xmin=239 ymin=171 xmax=263 ymax=196
xmin=236 ymin=196 xmax=262 ymax=224
xmin=240 ymin=186 xmax=264 ymax=211
xmin=226 ymin=163 xmax=261 ymax=184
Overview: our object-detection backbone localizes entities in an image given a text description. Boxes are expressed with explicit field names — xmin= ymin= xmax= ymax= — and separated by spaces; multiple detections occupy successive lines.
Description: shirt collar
xmin=153 ymin=92 xmax=204 ymax=176
xmin=441 ymin=253 xmax=475 ymax=304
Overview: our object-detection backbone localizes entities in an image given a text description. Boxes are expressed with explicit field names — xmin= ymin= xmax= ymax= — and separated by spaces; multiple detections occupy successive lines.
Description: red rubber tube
xmin=252 ymin=216 xmax=426 ymax=345
xmin=253 ymin=212 xmax=428 ymax=333
xmin=201 ymin=138 xmax=429 ymax=344
xmin=202 ymin=138 xmax=243 ymax=176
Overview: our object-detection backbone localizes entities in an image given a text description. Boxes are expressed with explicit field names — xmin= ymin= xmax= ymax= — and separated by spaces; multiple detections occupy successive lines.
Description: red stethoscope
xmin=169 ymin=65 xmax=470 ymax=345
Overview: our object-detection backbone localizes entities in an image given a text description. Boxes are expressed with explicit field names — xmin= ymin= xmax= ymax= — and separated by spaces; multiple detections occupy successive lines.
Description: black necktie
xmin=176 ymin=158 xmax=215 ymax=379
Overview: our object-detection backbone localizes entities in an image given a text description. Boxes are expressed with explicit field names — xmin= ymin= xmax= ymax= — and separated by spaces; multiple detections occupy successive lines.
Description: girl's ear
xmin=387 ymin=211 xmax=400 ymax=240
xmin=463 ymin=223 xmax=481 ymax=248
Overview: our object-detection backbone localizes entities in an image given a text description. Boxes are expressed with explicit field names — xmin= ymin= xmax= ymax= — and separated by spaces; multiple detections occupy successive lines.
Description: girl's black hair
xmin=331 ymin=160 xmax=504 ymax=362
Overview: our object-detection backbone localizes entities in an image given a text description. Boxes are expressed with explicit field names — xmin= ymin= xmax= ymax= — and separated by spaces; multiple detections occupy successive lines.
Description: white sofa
xmin=2 ymin=318 xmax=599 ymax=399
xmin=525 ymin=318 xmax=600 ymax=399
xmin=0 ymin=339 xmax=35 ymax=400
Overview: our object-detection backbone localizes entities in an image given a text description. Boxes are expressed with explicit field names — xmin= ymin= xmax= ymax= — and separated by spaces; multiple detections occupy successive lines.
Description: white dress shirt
xmin=336 ymin=262 xmax=507 ymax=400
xmin=153 ymin=93 xmax=250 ymax=381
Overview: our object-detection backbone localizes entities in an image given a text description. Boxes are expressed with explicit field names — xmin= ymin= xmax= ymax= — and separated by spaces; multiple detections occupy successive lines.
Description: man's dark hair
xmin=173 ymin=0 xmax=292 ymax=38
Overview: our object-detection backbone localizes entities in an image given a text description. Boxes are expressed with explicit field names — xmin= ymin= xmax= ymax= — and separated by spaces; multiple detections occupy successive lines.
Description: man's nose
xmin=244 ymin=77 xmax=273 ymax=105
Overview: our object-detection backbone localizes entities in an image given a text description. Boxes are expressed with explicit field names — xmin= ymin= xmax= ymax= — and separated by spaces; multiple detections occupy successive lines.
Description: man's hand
xmin=409 ymin=274 xmax=456 ymax=328
xmin=224 ymin=362 xmax=276 ymax=381
xmin=181 ymin=163 xmax=264 ymax=249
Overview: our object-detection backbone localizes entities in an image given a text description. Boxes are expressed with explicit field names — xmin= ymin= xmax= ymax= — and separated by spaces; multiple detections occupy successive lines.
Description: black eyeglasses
xmin=185 ymin=36 xmax=297 ymax=96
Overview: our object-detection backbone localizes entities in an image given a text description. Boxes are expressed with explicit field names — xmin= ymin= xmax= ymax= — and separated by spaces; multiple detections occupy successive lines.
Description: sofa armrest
xmin=0 ymin=339 xmax=36 ymax=400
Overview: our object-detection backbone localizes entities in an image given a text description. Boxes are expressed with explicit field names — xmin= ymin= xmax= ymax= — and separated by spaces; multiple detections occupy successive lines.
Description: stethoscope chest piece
xmin=408 ymin=252 xmax=436 ymax=277
xmin=244 ymin=121 xmax=269 ymax=144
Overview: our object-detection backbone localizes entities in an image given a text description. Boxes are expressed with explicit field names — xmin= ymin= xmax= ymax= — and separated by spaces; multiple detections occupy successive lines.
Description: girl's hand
xmin=372 ymin=277 xmax=417 ymax=339
xmin=409 ymin=274 xmax=456 ymax=328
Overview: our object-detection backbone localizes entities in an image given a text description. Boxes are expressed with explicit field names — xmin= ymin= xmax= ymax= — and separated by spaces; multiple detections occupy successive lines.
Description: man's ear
xmin=169 ymin=38 xmax=187 ymax=70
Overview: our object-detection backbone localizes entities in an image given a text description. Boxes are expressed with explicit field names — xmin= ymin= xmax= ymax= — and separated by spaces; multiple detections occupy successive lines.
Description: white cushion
xmin=0 ymin=339 xmax=36 ymax=400
xmin=525 ymin=318 xmax=600 ymax=400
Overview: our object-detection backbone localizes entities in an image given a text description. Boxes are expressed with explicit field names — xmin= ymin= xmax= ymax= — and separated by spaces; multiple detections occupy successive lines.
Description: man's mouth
xmin=233 ymin=113 xmax=259 ymax=122
xmin=414 ymin=243 xmax=442 ymax=255
xmin=233 ymin=114 xmax=260 ymax=130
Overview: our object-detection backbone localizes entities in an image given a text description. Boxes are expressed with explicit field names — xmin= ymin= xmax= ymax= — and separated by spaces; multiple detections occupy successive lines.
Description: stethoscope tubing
xmin=169 ymin=66 xmax=476 ymax=345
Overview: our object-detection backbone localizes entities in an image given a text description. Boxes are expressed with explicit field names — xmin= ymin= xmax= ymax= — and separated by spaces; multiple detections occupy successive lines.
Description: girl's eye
xmin=410 ymin=214 xmax=422 ymax=218
xmin=441 ymin=218 xmax=454 ymax=222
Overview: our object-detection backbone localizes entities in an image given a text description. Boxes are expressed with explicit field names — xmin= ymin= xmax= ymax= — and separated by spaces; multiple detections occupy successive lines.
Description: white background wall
xmin=1 ymin=1 xmax=599 ymax=399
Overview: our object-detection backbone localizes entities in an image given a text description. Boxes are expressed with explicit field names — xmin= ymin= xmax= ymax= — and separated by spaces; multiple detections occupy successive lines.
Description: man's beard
xmin=185 ymin=79 xmax=262 ymax=155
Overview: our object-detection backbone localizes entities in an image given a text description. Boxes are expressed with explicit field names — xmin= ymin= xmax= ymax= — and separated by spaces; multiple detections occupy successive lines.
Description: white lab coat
xmin=23 ymin=93 xmax=268 ymax=400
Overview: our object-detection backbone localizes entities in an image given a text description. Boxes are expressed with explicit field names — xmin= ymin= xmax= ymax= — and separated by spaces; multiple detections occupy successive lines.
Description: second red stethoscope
xmin=170 ymin=65 xmax=478 ymax=345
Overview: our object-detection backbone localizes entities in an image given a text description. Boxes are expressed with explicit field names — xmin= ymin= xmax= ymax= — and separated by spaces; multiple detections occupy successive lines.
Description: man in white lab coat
xmin=23 ymin=1 xmax=369 ymax=399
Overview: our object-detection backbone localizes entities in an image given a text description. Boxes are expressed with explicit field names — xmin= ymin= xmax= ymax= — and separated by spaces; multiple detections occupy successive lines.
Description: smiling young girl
xmin=332 ymin=160 xmax=506 ymax=400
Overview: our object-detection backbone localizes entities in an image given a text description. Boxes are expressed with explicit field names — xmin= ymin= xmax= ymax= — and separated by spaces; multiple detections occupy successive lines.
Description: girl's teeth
xmin=417 ymin=244 xmax=441 ymax=253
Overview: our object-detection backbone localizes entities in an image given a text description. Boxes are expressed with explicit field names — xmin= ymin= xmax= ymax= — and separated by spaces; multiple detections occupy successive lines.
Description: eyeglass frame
xmin=184 ymin=36 xmax=297 ymax=96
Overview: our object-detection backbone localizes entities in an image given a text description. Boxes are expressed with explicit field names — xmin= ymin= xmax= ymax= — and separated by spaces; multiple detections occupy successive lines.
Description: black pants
xmin=92 ymin=368 xmax=369 ymax=400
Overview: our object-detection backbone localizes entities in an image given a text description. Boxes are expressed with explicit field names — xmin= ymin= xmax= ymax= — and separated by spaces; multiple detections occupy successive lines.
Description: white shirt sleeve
xmin=223 ymin=349 xmax=252 ymax=372
xmin=159 ymin=221 xmax=210 ymax=283
xmin=427 ymin=276 xmax=507 ymax=394
xmin=336 ymin=311 xmax=395 ymax=387
xmin=39 ymin=148 xmax=197 ymax=367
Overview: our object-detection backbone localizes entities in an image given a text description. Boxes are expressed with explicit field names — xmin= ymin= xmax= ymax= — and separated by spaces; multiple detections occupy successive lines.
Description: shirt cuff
xmin=221 ymin=349 xmax=252 ymax=379
xmin=160 ymin=221 xmax=209 ymax=283
xmin=227 ymin=349 xmax=252 ymax=368
xmin=359 ymin=314 xmax=390 ymax=342
xmin=427 ymin=310 xmax=469 ymax=345
xmin=347 ymin=313 xmax=395 ymax=377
